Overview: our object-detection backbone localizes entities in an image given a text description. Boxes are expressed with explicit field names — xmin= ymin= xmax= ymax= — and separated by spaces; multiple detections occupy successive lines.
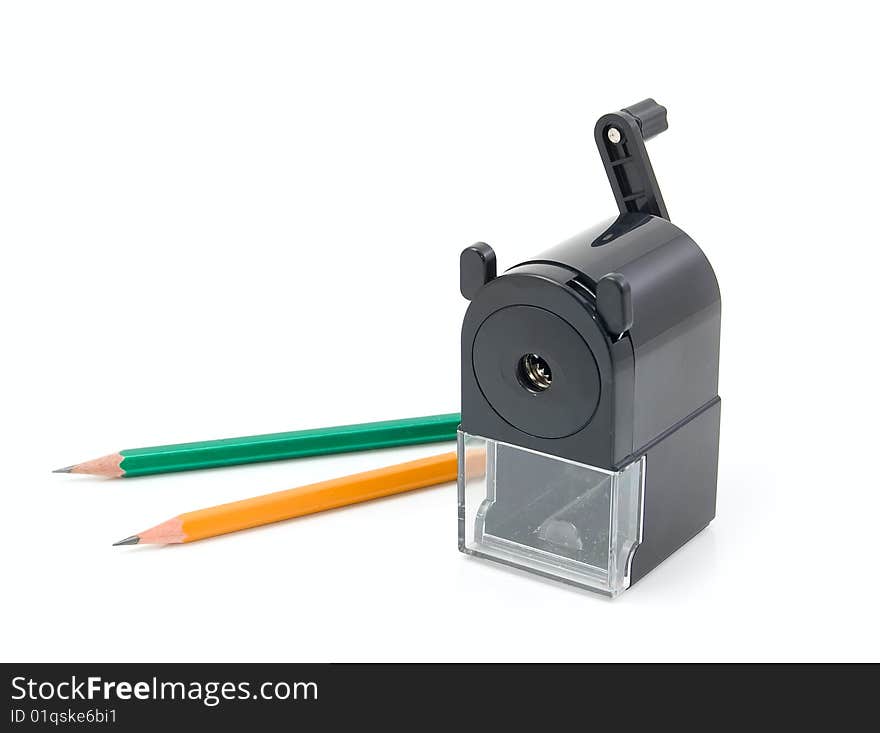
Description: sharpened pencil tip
xmin=113 ymin=535 xmax=141 ymax=546
xmin=53 ymin=465 xmax=75 ymax=473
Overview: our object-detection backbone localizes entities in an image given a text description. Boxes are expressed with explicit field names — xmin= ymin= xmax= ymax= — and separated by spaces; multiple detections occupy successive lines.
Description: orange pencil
xmin=113 ymin=451 xmax=459 ymax=546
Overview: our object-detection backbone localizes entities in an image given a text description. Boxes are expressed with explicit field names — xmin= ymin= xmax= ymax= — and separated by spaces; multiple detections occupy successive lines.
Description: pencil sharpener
xmin=458 ymin=100 xmax=721 ymax=597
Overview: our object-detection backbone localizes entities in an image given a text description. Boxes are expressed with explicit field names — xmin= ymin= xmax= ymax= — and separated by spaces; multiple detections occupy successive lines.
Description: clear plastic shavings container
xmin=458 ymin=431 xmax=645 ymax=597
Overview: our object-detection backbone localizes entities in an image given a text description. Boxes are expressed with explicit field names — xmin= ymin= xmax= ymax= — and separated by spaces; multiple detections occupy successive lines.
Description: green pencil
xmin=54 ymin=413 xmax=460 ymax=478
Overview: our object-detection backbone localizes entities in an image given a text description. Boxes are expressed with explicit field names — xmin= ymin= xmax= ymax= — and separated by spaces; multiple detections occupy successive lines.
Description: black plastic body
xmin=459 ymin=100 xmax=721 ymax=587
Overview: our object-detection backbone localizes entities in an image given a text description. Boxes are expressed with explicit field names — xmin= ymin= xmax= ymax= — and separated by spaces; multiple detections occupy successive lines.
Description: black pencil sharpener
xmin=458 ymin=99 xmax=721 ymax=596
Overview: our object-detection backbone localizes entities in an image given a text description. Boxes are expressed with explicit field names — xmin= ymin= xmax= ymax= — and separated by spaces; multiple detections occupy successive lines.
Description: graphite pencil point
xmin=53 ymin=466 xmax=75 ymax=473
xmin=113 ymin=535 xmax=141 ymax=546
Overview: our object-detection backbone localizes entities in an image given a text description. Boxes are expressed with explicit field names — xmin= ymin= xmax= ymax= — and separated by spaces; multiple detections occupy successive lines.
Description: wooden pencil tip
xmin=53 ymin=453 xmax=125 ymax=478
xmin=113 ymin=535 xmax=141 ymax=546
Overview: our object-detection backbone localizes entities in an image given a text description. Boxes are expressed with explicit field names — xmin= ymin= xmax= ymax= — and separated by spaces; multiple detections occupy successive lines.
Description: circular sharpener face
xmin=471 ymin=304 xmax=601 ymax=439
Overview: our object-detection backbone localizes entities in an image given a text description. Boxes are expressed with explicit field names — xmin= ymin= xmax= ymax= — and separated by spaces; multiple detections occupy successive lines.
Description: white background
xmin=1 ymin=1 xmax=878 ymax=662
